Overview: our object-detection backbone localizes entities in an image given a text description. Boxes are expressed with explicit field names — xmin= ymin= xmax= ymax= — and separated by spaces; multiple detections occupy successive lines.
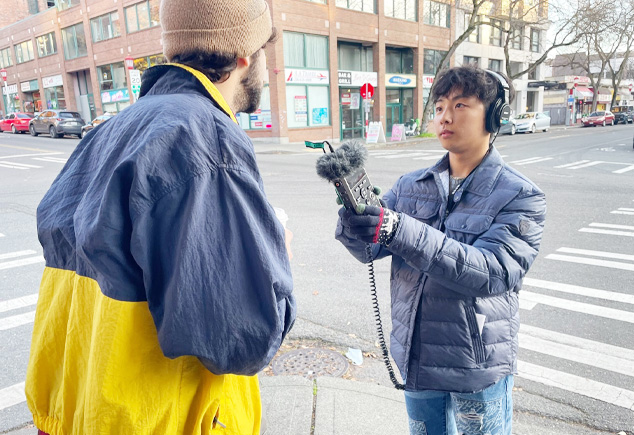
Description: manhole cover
xmin=272 ymin=348 xmax=349 ymax=379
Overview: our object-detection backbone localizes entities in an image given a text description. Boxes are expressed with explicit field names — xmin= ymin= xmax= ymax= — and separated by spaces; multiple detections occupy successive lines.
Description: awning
xmin=574 ymin=87 xmax=593 ymax=99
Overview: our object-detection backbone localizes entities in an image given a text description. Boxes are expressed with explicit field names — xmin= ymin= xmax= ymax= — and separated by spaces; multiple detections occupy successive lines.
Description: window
xmin=14 ymin=40 xmax=35 ymax=64
xmin=336 ymin=0 xmax=375 ymax=13
xmin=530 ymin=28 xmax=540 ymax=52
xmin=528 ymin=64 xmax=539 ymax=80
xmin=465 ymin=14 xmax=480 ymax=43
xmin=133 ymin=53 xmax=168 ymax=73
xmin=509 ymin=61 xmax=523 ymax=77
xmin=0 ymin=47 xmax=12 ymax=68
xmin=338 ymin=43 xmax=373 ymax=72
xmin=286 ymin=85 xmax=330 ymax=128
xmin=463 ymin=56 xmax=479 ymax=67
xmin=57 ymin=0 xmax=80 ymax=11
xmin=386 ymin=48 xmax=414 ymax=74
xmin=489 ymin=59 xmax=502 ymax=72
xmin=423 ymin=49 xmax=447 ymax=74
xmin=91 ymin=12 xmax=121 ymax=42
xmin=97 ymin=62 xmax=127 ymax=91
xmin=510 ymin=26 xmax=523 ymax=50
xmin=283 ymin=32 xmax=328 ymax=69
xmin=62 ymin=23 xmax=87 ymax=60
xmin=47 ymin=1 xmax=55 ymax=6
xmin=36 ymin=32 xmax=57 ymax=57
xmin=423 ymin=1 xmax=450 ymax=28
xmin=27 ymin=0 xmax=39 ymax=14
xmin=489 ymin=19 xmax=503 ymax=46
xmin=125 ymin=0 xmax=160 ymax=33
xmin=236 ymin=86 xmax=271 ymax=130
xmin=385 ymin=0 xmax=417 ymax=21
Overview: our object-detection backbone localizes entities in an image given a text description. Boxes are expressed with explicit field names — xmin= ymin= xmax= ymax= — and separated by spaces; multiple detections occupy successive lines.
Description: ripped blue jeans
xmin=404 ymin=375 xmax=513 ymax=435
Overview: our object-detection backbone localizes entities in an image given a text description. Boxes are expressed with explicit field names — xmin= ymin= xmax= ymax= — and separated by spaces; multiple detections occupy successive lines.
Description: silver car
xmin=29 ymin=110 xmax=85 ymax=138
xmin=514 ymin=112 xmax=551 ymax=133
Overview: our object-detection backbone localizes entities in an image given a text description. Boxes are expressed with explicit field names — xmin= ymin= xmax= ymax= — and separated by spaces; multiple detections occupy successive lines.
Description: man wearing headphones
xmin=336 ymin=66 xmax=546 ymax=434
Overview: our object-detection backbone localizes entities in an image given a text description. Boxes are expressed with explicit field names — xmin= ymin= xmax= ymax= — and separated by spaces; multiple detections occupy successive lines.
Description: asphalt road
xmin=0 ymin=124 xmax=633 ymax=433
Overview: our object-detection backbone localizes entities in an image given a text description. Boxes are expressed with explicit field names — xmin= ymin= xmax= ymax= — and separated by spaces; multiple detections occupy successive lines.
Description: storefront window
xmin=385 ymin=0 xmax=417 ymax=21
xmin=340 ymin=88 xmax=374 ymax=140
xmin=15 ymin=40 xmax=35 ymax=64
xmin=236 ymin=86 xmax=271 ymax=130
xmin=336 ymin=0 xmax=375 ymax=13
xmin=0 ymin=48 xmax=12 ymax=68
xmin=91 ymin=11 xmax=121 ymax=43
xmin=36 ymin=32 xmax=57 ymax=57
xmin=62 ymin=23 xmax=88 ymax=60
xmin=44 ymin=87 xmax=66 ymax=110
xmin=286 ymin=85 xmax=330 ymax=128
xmin=125 ymin=0 xmax=160 ymax=33
xmin=283 ymin=32 xmax=328 ymax=69
xmin=98 ymin=62 xmax=129 ymax=113
xmin=133 ymin=54 xmax=168 ymax=74
xmin=423 ymin=0 xmax=450 ymax=27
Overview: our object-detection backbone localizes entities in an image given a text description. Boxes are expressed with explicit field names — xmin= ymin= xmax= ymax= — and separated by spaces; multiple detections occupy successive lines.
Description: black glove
xmin=339 ymin=205 xmax=400 ymax=245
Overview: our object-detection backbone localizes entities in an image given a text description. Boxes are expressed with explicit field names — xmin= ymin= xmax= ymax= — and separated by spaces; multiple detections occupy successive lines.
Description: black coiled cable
xmin=365 ymin=244 xmax=405 ymax=390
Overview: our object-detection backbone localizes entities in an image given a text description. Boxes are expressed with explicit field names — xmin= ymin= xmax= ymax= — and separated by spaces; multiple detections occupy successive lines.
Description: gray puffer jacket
xmin=336 ymin=147 xmax=546 ymax=393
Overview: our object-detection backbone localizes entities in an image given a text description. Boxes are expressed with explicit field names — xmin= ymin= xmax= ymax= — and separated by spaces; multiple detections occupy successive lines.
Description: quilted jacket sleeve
xmin=387 ymin=187 xmax=546 ymax=297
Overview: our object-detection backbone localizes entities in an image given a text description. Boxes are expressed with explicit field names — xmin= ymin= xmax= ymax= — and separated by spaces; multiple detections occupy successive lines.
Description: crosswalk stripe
xmin=579 ymin=228 xmax=634 ymax=237
xmin=611 ymin=211 xmax=634 ymax=215
xmin=518 ymin=361 xmax=634 ymax=410
xmin=32 ymin=157 xmax=68 ymax=163
xmin=555 ymin=247 xmax=634 ymax=262
xmin=0 ymin=382 xmax=25 ymax=411
xmin=0 ymin=250 xmax=37 ymax=261
xmin=613 ymin=165 xmax=634 ymax=174
xmin=0 ymin=256 xmax=45 ymax=271
xmin=545 ymin=253 xmax=634 ymax=272
xmin=382 ymin=152 xmax=431 ymax=159
xmin=0 ymin=152 xmax=63 ymax=160
xmin=567 ymin=161 xmax=605 ymax=169
xmin=0 ymin=161 xmax=41 ymax=169
xmin=616 ymin=208 xmax=634 ymax=212
xmin=519 ymin=333 xmax=634 ymax=377
xmin=589 ymin=222 xmax=634 ymax=231
xmin=554 ymin=160 xmax=590 ymax=168
xmin=510 ymin=157 xmax=545 ymax=164
xmin=521 ymin=291 xmax=634 ymax=323
xmin=0 ymin=311 xmax=36 ymax=331
xmin=514 ymin=157 xmax=554 ymax=166
xmin=412 ymin=155 xmax=443 ymax=161
xmin=0 ymin=233 xmax=4 ymax=238
xmin=0 ymin=294 xmax=38 ymax=314
xmin=0 ymin=162 xmax=28 ymax=170
xmin=521 ymin=324 xmax=634 ymax=363
xmin=523 ymin=277 xmax=634 ymax=305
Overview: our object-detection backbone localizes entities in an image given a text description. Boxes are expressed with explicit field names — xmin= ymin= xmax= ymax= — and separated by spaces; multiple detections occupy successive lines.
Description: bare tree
xmin=605 ymin=0 xmax=634 ymax=107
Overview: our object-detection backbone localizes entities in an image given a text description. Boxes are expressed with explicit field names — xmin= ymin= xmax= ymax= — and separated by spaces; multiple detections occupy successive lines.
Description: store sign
xmin=42 ymin=74 xmax=63 ymax=89
xmin=2 ymin=84 xmax=18 ymax=95
xmin=101 ymin=88 xmax=130 ymax=103
xmin=351 ymin=93 xmax=360 ymax=110
xmin=337 ymin=70 xmax=378 ymax=87
xmin=386 ymin=74 xmax=416 ymax=88
xmin=294 ymin=95 xmax=307 ymax=122
xmin=21 ymin=82 xmax=31 ymax=92
xmin=597 ymin=93 xmax=611 ymax=103
xmin=341 ymin=92 xmax=352 ymax=105
xmin=422 ymin=75 xmax=435 ymax=89
xmin=286 ymin=68 xmax=329 ymax=84
xmin=564 ymin=75 xmax=590 ymax=85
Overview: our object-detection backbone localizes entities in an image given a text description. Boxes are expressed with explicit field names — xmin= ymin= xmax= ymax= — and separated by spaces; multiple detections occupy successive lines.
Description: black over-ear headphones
xmin=485 ymin=70 xmax=511 ymax=133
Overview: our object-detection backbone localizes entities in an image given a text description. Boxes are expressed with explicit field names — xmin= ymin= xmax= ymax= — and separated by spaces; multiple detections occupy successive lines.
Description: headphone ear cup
xmin=486 ymin=99 xmax=502 ymax=133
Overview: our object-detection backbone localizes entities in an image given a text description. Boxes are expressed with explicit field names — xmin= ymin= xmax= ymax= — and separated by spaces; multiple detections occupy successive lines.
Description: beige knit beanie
xmin=160 ymin=0 xmax=273 ymax=60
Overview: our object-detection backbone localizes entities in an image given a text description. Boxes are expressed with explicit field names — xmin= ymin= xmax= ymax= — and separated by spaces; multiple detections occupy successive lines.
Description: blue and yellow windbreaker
xmin=26 ymin=65 xmax=296 ymax=435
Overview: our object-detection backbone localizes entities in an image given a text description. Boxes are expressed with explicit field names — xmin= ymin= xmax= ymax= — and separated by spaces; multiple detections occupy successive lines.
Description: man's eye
xmin=435 ymin=107 xmax=442 ymax=113
xmin=456 ymin=103 xmax=465 ymax=108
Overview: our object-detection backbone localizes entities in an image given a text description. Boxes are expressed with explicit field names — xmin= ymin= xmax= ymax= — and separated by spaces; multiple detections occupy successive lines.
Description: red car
xmin=0 ymin=112 xmax=33 ymax=134
xmin=581 ymin=111 xmax=615 ymax=127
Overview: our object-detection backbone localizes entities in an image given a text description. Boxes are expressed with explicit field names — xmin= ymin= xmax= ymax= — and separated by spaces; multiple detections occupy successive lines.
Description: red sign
xmin=360 ymin=83 xmax=374 ymax=99
xmin=630 ymin=83 xmax=633 ymax=92
xmin=0 ymin=68 xmax=6 ymax=82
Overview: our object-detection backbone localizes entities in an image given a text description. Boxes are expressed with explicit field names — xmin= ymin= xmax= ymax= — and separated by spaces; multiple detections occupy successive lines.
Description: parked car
xmin=612 ymin=106 xmax=634 ymax=124
xmin=514 ymin=112 xmax=551 ymax=133
xmin=80 ymin=113 xmax=115 ymax=138
xmin=499 ymin=117 xmax=517 ymax=135
xmin=29 ymin=110 xmax=85 ymax=138
xmin=0 ymin=112 xmax=33 ymax=134
xmin=581 ymin=111 xmax=615 ymax=127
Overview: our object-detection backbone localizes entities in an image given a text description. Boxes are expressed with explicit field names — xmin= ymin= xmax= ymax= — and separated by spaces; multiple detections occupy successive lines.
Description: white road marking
xmin=610 ymin=211 xmax=634 ymax=216
xmin=615 ymin=208 xmax=634 ymax=212
xmin=614 ymin=165 xmax=634 ymax=174
xmin=555 ymin=247 xmax=634 ymax=262
xmin=567 ymin=161 xmax=605 ymax=169
xmin=0 ymin=233 xmax=4 ymax=238
xmin=554 ymin=160 xmax=590 ymax=168
xmin=0 ymin=163 xmax=28 ymax=170
xmin=368 ymin=151 xmax=403 ymax=156
xmin=519 ymin=334 xmax=634 ymax=377
xmin=510 ymin=157 xmax=546 ymax=164
xmin=0 ymin=294 xmax=38 ymax=314
xmin=0 ymin=310 xmax=36 ymax=331
xmin=32 ymin=157 xmax=68 ymax=163
xmin=514 ymin=157 xmax=554 ymax=166
xmin=0 ymin=382 xmax=26 ymax=411
xmin=521 ymin=291 xmax=634 ymax=323
xmin=579 ymin=228 xmax=634 ymax=237
xmin=523 ymin=277 xmax=634 ymax=305
xmin=413 ymin=155 xmax=444 ymax=161
xmin=518 ymin=361 xmax=634 ymax=410
xmin=0 ymin=250 xmax=37 ymax=261
xmin=0 ymin=256 xmax=45 ymax=271
xmin=589 ymin=222 xmax=634 ymax=231
xmin=521 ymin=324 xmax=634 ymax=362
xmin=0 ymin=152 xmax=63 ymax=160
xmin=546 ymin=253 xmax=634 ymax=272
xmin=383 ymin=152 xmax=434 ymax=159
xmin=0 ymin=161 xmax=41 ymax=169
xmin=519 ymin=299 xmax=538 ymax=310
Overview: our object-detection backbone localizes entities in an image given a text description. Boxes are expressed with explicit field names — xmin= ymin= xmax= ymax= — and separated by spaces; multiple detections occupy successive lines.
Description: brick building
xmin=1 ymin=0 xmax=456 ymax=142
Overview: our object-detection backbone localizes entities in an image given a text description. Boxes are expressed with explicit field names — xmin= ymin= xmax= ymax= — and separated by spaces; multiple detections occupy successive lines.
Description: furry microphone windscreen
xmin=315 ymin=139 xmax=368 ymax=181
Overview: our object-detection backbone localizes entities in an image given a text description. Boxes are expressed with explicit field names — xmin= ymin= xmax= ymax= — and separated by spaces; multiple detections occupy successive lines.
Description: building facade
xmin=1 ymin=0 xmax=462 ymax=142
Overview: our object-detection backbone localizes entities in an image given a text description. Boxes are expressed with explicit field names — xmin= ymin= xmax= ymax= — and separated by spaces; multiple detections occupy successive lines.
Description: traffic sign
xmin=0 ymin=68 xmax=6 ymax=82
xmin=129 ymin=69 xmax=141 ymax=93
xmin=360 ymin=83 xmax=374 ymax=99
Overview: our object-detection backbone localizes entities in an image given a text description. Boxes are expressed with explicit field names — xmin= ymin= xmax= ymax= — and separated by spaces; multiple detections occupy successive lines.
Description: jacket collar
xmin=415 ymin=146 xmax=504 ymax=196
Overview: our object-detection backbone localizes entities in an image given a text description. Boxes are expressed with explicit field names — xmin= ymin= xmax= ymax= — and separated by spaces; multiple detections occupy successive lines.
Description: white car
xmin=514 ymin=112 xmax=551 ymax=133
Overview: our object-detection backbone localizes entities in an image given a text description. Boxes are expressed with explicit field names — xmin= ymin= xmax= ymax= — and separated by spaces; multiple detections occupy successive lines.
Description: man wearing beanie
xmin=25 ymin=1 xmax=295 ymax=434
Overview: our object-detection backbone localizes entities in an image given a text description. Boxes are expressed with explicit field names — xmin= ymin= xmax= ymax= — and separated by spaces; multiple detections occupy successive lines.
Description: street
xmin=0 ymin=124 xmax=633 ymax=433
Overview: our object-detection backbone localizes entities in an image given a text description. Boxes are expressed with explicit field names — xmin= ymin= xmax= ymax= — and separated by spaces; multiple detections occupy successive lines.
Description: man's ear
xmin=237 ymin=56 xmax=251 ymax=69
